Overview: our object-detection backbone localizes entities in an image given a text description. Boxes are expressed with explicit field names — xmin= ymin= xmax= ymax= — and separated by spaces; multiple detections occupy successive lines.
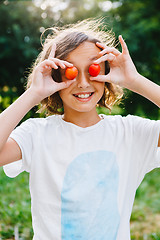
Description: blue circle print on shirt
xmin=61 ymin=150 xmax=120 ymax=240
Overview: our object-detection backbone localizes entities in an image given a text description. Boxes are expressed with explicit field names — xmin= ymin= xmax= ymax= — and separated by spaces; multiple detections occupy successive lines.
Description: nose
xmin=77 ymin=71 xmax=90 ymax=89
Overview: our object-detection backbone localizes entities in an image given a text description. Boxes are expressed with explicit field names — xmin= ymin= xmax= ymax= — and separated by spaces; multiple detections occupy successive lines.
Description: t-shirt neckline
xmin=58 ymin=114 xmax=105 ymax=131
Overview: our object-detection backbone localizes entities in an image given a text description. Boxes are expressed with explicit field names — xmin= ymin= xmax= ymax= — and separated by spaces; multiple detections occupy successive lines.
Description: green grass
xmin=0 ymin=167 xmax=33 ymax=239
xmin=131 ymin=168 xmax=160 ymax=240
xmin=1 ymin=167 xmax=160 ymax=239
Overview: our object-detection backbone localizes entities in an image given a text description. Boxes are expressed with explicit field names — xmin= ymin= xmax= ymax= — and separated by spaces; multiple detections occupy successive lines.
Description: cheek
xmin=59 ymin=88 xmax=66 ymax=100
xmin=94 ymin=82 xmax=105 ymax=95
xmin=100 ymin=62 xmax=105 ymax=75
xmin=100 ymin=83 xmax=105 ymax=96
xmin=59 ymin=86 xmax=73 ymax=102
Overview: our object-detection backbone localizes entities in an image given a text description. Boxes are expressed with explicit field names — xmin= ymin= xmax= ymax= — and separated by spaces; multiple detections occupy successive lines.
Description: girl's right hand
xmin=30 ymin=43 xmax=75 ymax=102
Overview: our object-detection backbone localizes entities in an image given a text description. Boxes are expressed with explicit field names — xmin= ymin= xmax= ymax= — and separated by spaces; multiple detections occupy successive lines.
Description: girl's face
xmin=59 ymin=41 xmax=105 ymax=115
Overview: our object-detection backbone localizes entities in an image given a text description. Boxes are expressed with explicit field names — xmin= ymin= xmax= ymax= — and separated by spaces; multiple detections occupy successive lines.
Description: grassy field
xmin=0 ymin=167 xmax=160 ymax=239
xmin=0 ymin=168 xmax=33 ymax=239
xmin=130 ymin=168 xmax=160 ymax=240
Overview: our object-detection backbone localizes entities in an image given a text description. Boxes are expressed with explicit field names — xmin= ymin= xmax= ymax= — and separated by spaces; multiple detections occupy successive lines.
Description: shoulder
xmin=100 ymin=114 xmax=157 ymax=130
xmin=101 ymin=114 xmax=135 ymax=125
xmin=18 ymin=114 xmax=61 ymax=130
xmin=101 ymin=113 xmax=153 ymax=123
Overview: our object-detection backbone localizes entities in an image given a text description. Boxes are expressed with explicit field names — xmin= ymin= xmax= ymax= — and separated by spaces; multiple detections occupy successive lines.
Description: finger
xmin=56 ymin=59 xmax=73 ymax=68
xmin=94 ymin=53 xmax=116 ymax=64
xmin=40 ymin=60 xmax=58 ymax=69
xmin=119 ymin=35 xmax=129 ymax=55
xmin=56 ymin=79 xmax=76 ymax=91
xmin=48 ymin=43 xmax=56 ymax=58
xmin=61 ymin=60 xmax=73 ymax=67
xmin=44 ymin=65 xmax=52 ymax=72
xmin=90 ymin=74 xmax=112 ymax=83
xmin=54 ymin=59 xmax=66 ymax=69
xmin=48 ymin=58 xmax=72 ymax=69
xmin=96 ymin=42 xmax=106 ymax=49
xmin=99 ymin=47 xmax=120 ymax=56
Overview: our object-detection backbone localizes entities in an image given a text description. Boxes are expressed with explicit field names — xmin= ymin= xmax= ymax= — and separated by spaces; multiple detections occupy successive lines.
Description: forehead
xmin=65 ymin=41 xmax=101 ymax=63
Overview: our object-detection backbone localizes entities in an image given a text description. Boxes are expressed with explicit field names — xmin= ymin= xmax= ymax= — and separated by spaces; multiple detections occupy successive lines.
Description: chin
xmin=72 ymin=104 xmax=97 ymax=113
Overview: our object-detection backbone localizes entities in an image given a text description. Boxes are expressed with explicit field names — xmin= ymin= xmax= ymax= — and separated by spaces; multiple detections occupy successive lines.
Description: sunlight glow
xmin=33 ymin=0 xmax=69 ymax=11
xmin=98 ymin=1 xmax=112 ymax=12
xmin=39 ymin=26 xmax=45 ymax=33
xmin=41 ymin=12 xmax=47 ymax=19
xmin=83 ymin=0 xmax=95 ymax=11
xmin=41 ymin=3 xmax=47 ymax=10
xmin=98 ymin=1 xmax=122 ymax=12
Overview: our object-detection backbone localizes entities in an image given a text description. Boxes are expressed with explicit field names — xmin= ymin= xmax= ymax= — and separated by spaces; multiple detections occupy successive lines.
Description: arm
xmin=127 ymin=73 xmax=160 ymax=108
xmin=0 ymin=89 xmax=40 ymax=166
xmin=91 ymin=36 xmax=160 ymax=145
xmin=0 ymin=45 xmax=75 ymax=167
xmin=92 ymin=35 xmax=160 ymax=108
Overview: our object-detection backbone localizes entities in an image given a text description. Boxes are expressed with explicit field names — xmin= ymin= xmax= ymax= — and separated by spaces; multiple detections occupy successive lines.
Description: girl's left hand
xmin=91 ymin=35 xmax=138 ymax=89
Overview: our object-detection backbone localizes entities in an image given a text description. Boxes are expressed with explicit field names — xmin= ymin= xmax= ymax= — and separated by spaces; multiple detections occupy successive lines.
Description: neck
xmin=63 ymin=107 xmax=101 ymax=128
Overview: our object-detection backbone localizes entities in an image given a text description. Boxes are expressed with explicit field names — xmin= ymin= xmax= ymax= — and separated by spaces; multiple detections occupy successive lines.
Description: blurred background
xmin=0 ymin=0 xmax=160 ymax=239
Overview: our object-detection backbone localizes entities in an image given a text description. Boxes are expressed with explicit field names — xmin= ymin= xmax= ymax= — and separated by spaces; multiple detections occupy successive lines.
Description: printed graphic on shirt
xmin=61 ymin=150 xmax=120 ymax=239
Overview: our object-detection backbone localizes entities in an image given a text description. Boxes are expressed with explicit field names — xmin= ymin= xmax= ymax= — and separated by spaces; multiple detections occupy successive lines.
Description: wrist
xmin=125 ymin=72 xmax=143 ymax=93
xmin=25 ymin=87 xmax=43 ymax=106
xmin=125 ymin=73 xmax=160 ymax=107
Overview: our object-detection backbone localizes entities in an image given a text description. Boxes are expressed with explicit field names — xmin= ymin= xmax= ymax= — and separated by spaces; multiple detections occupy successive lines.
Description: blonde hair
xmin=27 ymin=18 xmax=123 ymax=115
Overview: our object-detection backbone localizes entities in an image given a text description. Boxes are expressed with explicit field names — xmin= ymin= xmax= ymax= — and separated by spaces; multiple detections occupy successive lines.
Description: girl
xmin=0 ymin=19 xmax=160 ymax=240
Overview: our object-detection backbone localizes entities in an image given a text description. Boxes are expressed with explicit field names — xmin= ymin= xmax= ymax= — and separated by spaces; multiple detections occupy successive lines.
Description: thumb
xmin=49 ymin=42 xmax=56 ymax=58
xmin=90 ymin=74 xmax=112 ymax=84
xmin=55 ymin=79 xmax=76 ymax=92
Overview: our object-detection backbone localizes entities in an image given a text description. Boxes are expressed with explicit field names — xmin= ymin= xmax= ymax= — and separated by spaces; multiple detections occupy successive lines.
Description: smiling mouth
xmin=73 ymin=92 xmax=94 ymax=99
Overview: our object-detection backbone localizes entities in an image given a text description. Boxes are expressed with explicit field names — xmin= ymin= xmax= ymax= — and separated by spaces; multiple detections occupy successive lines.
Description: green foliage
xmin=0 ymin=1 xmax=41 ymax=94
xmin=0 ymin=167 xmax=33 ymax=239
xmin=107 ymin=0 xmax=160 ymax=118
xmin=130 ymin=168 xmax=160 ymax=239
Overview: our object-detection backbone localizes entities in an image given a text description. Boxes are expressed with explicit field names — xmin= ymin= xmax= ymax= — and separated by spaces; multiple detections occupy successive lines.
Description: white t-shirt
xmin=3 ymin=114 xmax=160 ymax=240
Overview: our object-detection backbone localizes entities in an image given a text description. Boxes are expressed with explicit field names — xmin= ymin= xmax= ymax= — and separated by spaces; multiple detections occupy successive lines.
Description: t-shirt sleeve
xmin=127 ymin=115 xmax=160 ymax=186
xmin=3 ymin=118 xmax=36 ymax=178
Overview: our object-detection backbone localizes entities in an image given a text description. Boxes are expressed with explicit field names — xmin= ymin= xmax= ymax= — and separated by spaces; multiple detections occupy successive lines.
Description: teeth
xmin=77 ymin=93 xmax=91 ymax=98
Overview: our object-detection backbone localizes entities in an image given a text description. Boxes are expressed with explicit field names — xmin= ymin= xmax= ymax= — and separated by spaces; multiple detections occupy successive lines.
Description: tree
xmin=106 ymin=0 xmax=160 ymax=118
